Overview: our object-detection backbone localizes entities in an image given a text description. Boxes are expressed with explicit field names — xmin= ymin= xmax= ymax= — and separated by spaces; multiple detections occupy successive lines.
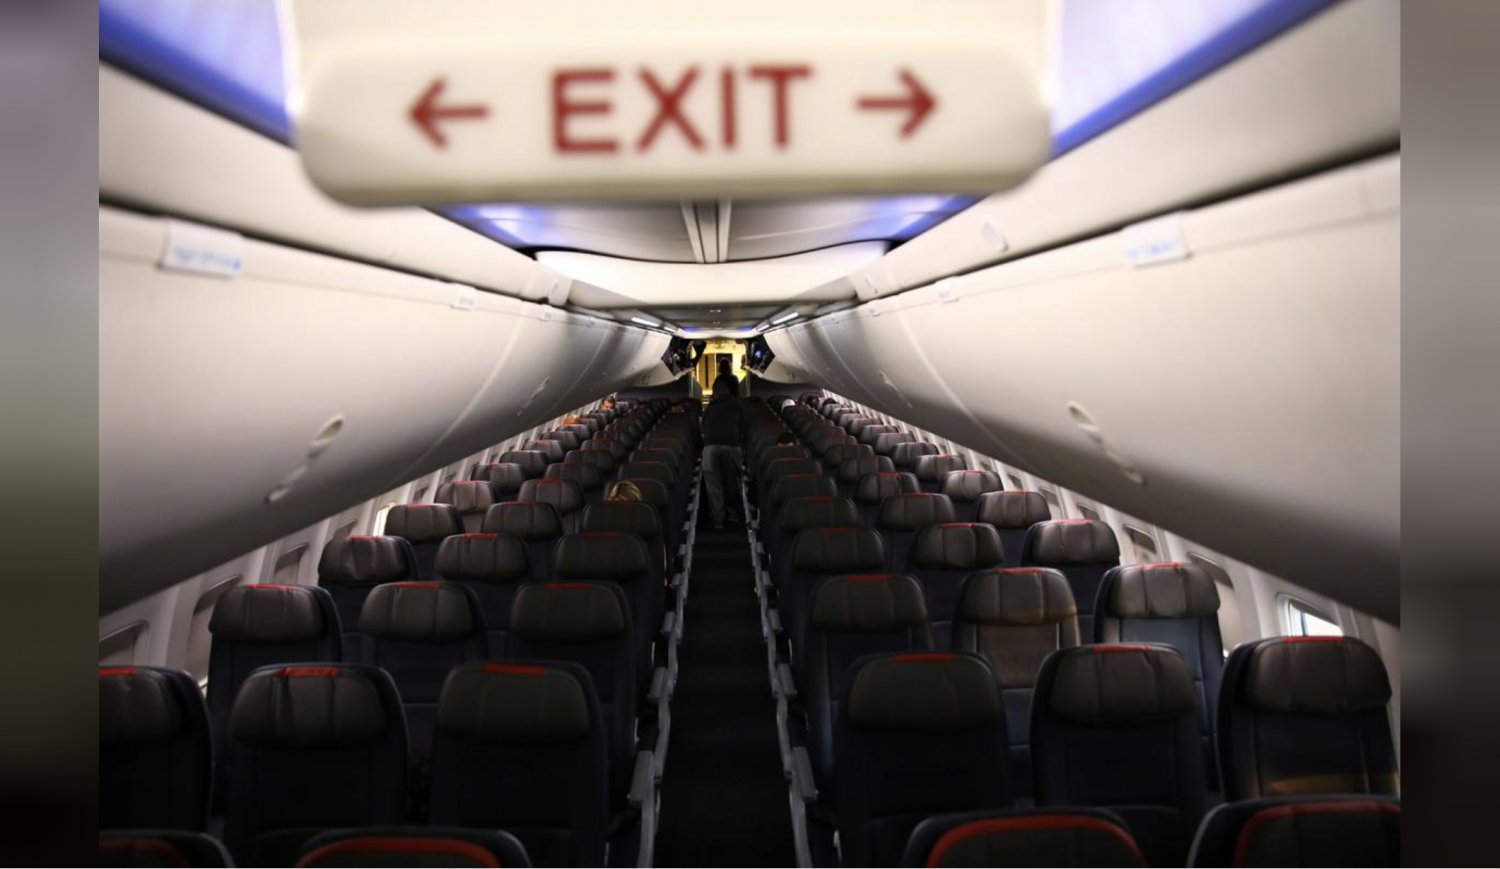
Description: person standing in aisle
xmin=701 ymin=378 xmax=747 ymax=529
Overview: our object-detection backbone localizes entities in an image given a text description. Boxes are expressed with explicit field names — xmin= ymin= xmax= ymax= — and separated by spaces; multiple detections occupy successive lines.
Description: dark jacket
xmin=712 ymin=372 xmax=740 ymax=396
xmin=702 ymin=395 xmax=747 ymax=447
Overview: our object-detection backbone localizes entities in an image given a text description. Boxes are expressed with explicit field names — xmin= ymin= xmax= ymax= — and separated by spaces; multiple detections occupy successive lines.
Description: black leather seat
xmin=1096 ymin=562 xmax=1225 ymax=786
xmin=890 ymin=441 xmax=940 ymax=471
xmin=434 ymin=533 xmax=532 ymax=655
xmin=223 ymin=664 xmax=408 ymax=866
xmin=382 ymin=504 xmax=463 ymax=580
xmin=429 ymin=662 xmax=609 ymax=868
xmin=469 ymin=462 xmax=527 ymax=503
xmin=907 ymin=522 xmax=1005 ymax=646
xmin=206 ymin=584 xmax=342 ymax=769
xmin=854 ymin=471 xmax=921 ymax=528
xmin=802 ymin=575 xmax=931 ymax=789
xmin=951 ymin=568 xmax=1078 ymax=800
xmin=616 ymin=476 xmax=677 ymax=561
xmin=822 ymin=442 xmax=873 ymax=472
xmin=857 ymin=425 xmax=899 ymax=448
xmin=784 ymin=526 xmax=887 ymax=662
xmin=542 ymin=429 xmax=583 ymax=453
xmin=581 ymin=501 xmax=668 ymax=591
xmin=914 ymin=454 xmax=969 ymax=494
xmin=876 ymin=493 xmax=958 ymax=573
xmin=316 ymin=536 xmax=418 ymax=650
xmin=545 ymin=461 xmax=605 ymax=506
xmin=480 ymin=501 xmax=564 ymax=582
xmin=760 ymin=457 xmax=823 ymax=513
xmin=834 ymin=652 xmax=1010 ymax=867
xmin=522 ymin=439 xmax=565 ymax=464
xmin=1218 ymin=636 xmax=1399 ymax=801
xmin=768 ymin=496 xmax=861 ymax=589
xmin=1187 ymin=795 xmax=1399 ymax=867
xmin=358 ymin=581 xmax=487 ymax=758
xmin=498 ymin=449 xmax=550 ymax=480
xmin=517 ymin=478 xmax=586 ymax=534
xmin=766 ymin=475 xmax=840 ymax=551
xmin=974 ymin=491 xmax=1050 ymax=566
xmin=566 ymin=447 xmax=617 ymax=478
xmin=99 ymin=831 xmax=234 ymax=867
xmin=100 ymin=666 xmax=212 ymax=832
xmin=1032 ymin=644 xmax=1208 ymax=867
xmin=434 ymin=482 xmax=498 ymax=534
xmin=871 ymin=431 xmax=915 ymax=458
xmin=1019 ymin=520 xmax=1121 ymax=640
xmin=295 ymin=827 xmax=532 ymax=868
xmin=902 ymin=808 xmax=1146 ymax=868
xmin=940 ymin=470 xmax=1005 ymax=523
xmin=837 ymin=455 xmax=896 ymax=502
xmin=553 ymin=532 xmax=660 ymax=692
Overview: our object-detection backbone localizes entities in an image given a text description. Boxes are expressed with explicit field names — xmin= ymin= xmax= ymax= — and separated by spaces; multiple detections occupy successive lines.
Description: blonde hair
xmin=606 ymin=480 xmax=644 ymax=502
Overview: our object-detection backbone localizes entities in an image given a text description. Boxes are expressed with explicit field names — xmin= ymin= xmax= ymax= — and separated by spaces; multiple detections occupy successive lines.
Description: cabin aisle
xmin=654 ymin=495 xmax=795 ymax=867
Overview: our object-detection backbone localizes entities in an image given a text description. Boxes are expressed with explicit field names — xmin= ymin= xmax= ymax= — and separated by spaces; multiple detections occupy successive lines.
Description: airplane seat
xmin=1186 ymin=795 xmax=1399 ymax=868
xmin=951 ymin=568 xmax=1078 ymax=801
xmin=973 ymin=492 xmax=1050 ymax=566
xmin=901 ymin=808 xmax=1146 ymax=868
xmin=584 ymin=436 xmax=628 ymax=462
xmin=542 ymin=430 xmax=582 ymax=453
xmin=1218 ymin=636 xmax=1398 ymax=801
xmin=522 ymin=439 xmax=566 ymax=464
xmin=581 ymin=501 xmax=667 ymax=592
xmin=100 ymin=666 xmax=213 ymax=832
xmin=834 ymin=652 xmax=1009 ymax=868
xmin=914 ymin=455 xmax=968 ymax=494
xmin=939 ymin=470 xmax=1005 ymax=523
xmin=316 ymin=535 xmax=419 ymax=648
xmin=907 ymin=523 xmax=1005 ymax=646
xmin=553 ymin=532 xmax=659 ymax=693
xmin=206 ymin=584 xmax=342 ymax=767
xmin=295 ymin=827 xmax=532 ymax=868
xmin=876 ymin=493 xmax=958 ymax=573
xmin=784 ymin=526 xmax=887 ymax=663
xmin=382 ymin=505 xmax=464 ymax=580
xmin=480 ymin=501 xmax=564 ymax=582
xmin=803 ymin=575 xmax=932 ymax=790
xmin=810 ymin=430 xmax=858 ymax=458
xmin=433 ymin=482 xmax=498 ymax=534
xmin=507 ymin=582 xmax=639 ymax=802
xmin=544 ymin=462 xmax=604 ymax=506
xmin=1032 ymin=644 xmax=1208 ymax=867
xmin=759 ymin=457 xmax=824 ymax=511
xmin=822 ymin=442 xmax=874 ymax=472
xmin=1096 ymin=562 xmax=1225 ymax=787
xmin=857 ymin=425 xmax=898 ymax=448
xmin=517 ymin=478 xmax=586 ymax=534
xmin=854 ymin=471 xmax=921 ymax=527
xmin=872 ymin=431 xmax=916 ymax=458
xmin=768 ymin=496 xmax=861 ymax=592
xmin=891 ymin=441 xmax=940 ymax=471
xmin=498 ymin=449 xmax=550 ymax=479
xmin=223 ymin=664 xmax=408 ymax=867
xmin=1019 ymin=520 xmax=1121 ymax=639
xmin=566 ymin=447 xmax=618 ymax=479
xmin=99 ymin=831 xmax=235 ymax=868
xmin=429 ymin=662 xmax=609 ymax=868
xmin=836 ymin=413 xmax=873 ymax=433
xmin=434 ymin=533 xmax=531 ymax=655
xmin=358 ymin=581 xmax=487 ymax=759
xmin=837 ymin=455 xmax=896 ymax=502
xmin=469 ymin=462 xmax=528 ymax=503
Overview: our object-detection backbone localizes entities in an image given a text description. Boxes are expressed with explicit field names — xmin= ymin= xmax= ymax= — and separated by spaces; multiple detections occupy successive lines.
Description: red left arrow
xmin=410 ymin=77 xmax=490 ymax=149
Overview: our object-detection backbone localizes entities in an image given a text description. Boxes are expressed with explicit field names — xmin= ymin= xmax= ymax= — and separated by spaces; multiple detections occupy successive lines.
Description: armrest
xmin=777 ymin=662 xmax=798 ymax=700
xmin=768 ymin=608 xmax=783 ymax=634
xmin=661 ymin=611 xmax=676 ymax=637
xmin=648 ymin=666 xmax=668 ymax=702
xmin=791 ymin=747 xmax=819 ymax=803
xmin=628 ymin=750 xmax=656 ymax=808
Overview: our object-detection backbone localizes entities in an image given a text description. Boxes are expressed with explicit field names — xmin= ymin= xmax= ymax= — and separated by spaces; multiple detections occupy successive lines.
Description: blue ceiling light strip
xmin=1050 ymin=0 xmax=1341 ymax=157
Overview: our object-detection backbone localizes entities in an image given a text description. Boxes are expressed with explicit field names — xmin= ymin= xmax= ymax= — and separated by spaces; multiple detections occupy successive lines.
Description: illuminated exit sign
xmin=287 ymin=1 xmax=1051 ymax=203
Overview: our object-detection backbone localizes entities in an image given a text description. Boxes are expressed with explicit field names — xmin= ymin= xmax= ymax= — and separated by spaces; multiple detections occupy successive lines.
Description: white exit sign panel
xmin=286 ymin=0 xmax=1051 ymax=204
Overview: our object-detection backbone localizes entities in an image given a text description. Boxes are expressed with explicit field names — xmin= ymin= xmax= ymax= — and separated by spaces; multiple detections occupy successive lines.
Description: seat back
xmin=480 ymin=502 xmax=563 ymax=581
xmin=581 ymin=501 xmax=667 ymax=586
xmin=822 ymin=442 xmax=873 ymax=471
xmin=100 ymin=666 xmax=212 ymax=831
xmin=553 ymin=532 xmax=658 ymax=691
xmin=876 ymin=493 xmax=958 ymax=571
xmin=835 ymin=652 xmax=1009 ymax=867
xmin=358 ymin=582 xmax=487 ymax=757
xmin=430 ymin=662 xmax=608 ymax=868
xmin=770 ymin=496 xmax=860 ymax=587
xmin=1032 ymin=644 xmax=1207 ymax=866
xmin=1020 ymin=520 xmax=1121 ymax=639
xmin=498 ymin=449 xmax=549 ymax=479
xmin=316 ymin=536 xmax=417 ymax=648
xmin=517 ymin=478 xmax=585 ymax=533
xmin=761 ymin=457 xmax=823 ymax=508
xmin=99 ymin=831 xmax=234 ymax=867
xmin=567 ymin=447 xmax=617 ymax=477
xmin=854 ymin=471 xmax=920 ymax=527
xmin=545 ymin=462 xmax=604 ymax=505
xmin=974 ymin=491 xmax=1051 ymax=565
xmin=542 ymin=429 xmax=582 ymax=452
xmin=383 ymin=505 xmax=463 ymax=579
xmin=891 ymin=441 xmax=940 ymax=470
xmin=616 ymin=476 xmax=677 ymax=557
xmin=908 ymin=522 xmax=1005 ymax=645
xmin=522 ymin=439 xmax=565 ymax=464
xmin=768 ymin=474 xmax=839 ymax=526
xmin=786 ymin=527 xmax=887 ymax=662
xmin=871 ymin=431 xmax=915 ymax=457
xmin=837 ymin=454 xmax=896 ymax=501
xmin=295 ymin=828 xmax=532 ymax=868
xmin=434 ymin=482 xmax=498 ymax=534
xmin=224 ymin=664 xmax=408 ymax=866
xmin=856 ymin=424 xmax=898 ymax=447
xmin=940 ymin=470 xmax=1005 ymax=522
xmin=469 ymin=462 xmax=527 ymax=502
xmin=1187 ymin=795 xmax=1400 ymax=868
xmin=904 ymin=808 xmax=1146 ymax=868
xmin=1218 ymin=636 xmax=1398 ymax=801
xmin=803 ymin=575 xmax=931 ymax=788
xmin=914 ymin=454 xmax=968 ymax=493
xmin=434 ymin=533 xmax=531 ymax=654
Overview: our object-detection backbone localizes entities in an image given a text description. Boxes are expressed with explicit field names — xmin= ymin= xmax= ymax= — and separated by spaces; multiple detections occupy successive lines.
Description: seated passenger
xmin=606 ymin=479 xmax=645 ymax=502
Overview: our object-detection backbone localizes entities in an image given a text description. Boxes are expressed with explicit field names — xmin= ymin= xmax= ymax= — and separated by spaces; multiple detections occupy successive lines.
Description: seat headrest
xmin=621 ymin=461 xmax=673 ymax=484
xmin=434 ymin=481 xmax=497 ymax=516
xmin=891 ymin=441 xmax=940 ymax=469
xmin=915 ymin=454 xmax=968 ymax=481
xmin=846 ymin=653 xmax=1003 ymax=731
xmin=877 ymin=493 xmax=958 ymax=531
xmin=792 ymin=527 xmax=887 ymax=573
xmin=553 ymin=532 xmax=651 ymax=579
xmin=435 ymin=534 xmax=529 ymax=582
xmin=911 ymin=523 xmax=1005 ymax=569
xmin=838 ymin=455 xmax=895 ymax=483
xmin=479 ymin=501 xmax=562 ymax=539
xmin=1241 ymin=637 xmax=1392 ymax=713
xmin=767 ymin=457 xmax=822 ymax=480
xmin=566 ymin=448 xmax=616 ymax=473
xmin=517 ymin=478 xmax=584 ymax=516
xmin=1025 ymin=520 xmax=1121 ymax=565
xmin=1047 ymin=645 xmax=1196 ymax=724
xmin=230 ymin=665 xmax=390 ymax=747
xmin=383 ymin=505 xmax=463 ymax=543
xmin=544 ymin=462 xmax=603 ymax=491
xmin=209 ymin=584 xmax=328 ymax=642
xmin=760 ymin=446 xmax=810 ymax=469
xmin=811 ymin=574 xmax=928 ymax=631
xmin=940 ymin=469 xmax=1004 ymax=502
xmin=359 ymin=582 xmax=479 ymax=643
xmin=522 ymin=439 xmax=564 ymax=462
xmin=581 ymin=501 xmax=662 ymax=537
xmin=958 ymin=568 xmax=1077 ymax=626
xmin=777 ymin=496 xmax=861 ymax=532
xmin=498 ymin=450 xmax=548 ymax=477
xmin=318 ymin=536 xmax=414 ymax=584
xmin=854 ymin=471 xmax=920 ymax=504
xmin=472 ymin=462 xmax=527 ymax=493
xmin=632 ymin=449 xmax=678 ymax=468
xmin=872 ymin=431 xmax=916 ymax=456
xmin=974 ymin=491 xmax=1050 ymax=528
xmin=857 ymin=425 xmax=898 ymax=445
xmin=438 ymin=662 xmax=592 ymax=745
xmin=771 ymin=474 xmax=838 ymax=505
xmin=823 ymin=443 xmax=873 ymax=467
xmin=917 ymin=812 xmax=1146 ymax=869
xmin=1231 ymin=798 xmax=1400 ymax=867
xmin=510 ymin=582 xmax=628 ymax=643
xmin=99 ymin=667 xmax=188 ymax=745
xmin=295 ymin=833 xmax=521 ymax=869
xmin=1104 ymin=562 xmax=1220 ymax=619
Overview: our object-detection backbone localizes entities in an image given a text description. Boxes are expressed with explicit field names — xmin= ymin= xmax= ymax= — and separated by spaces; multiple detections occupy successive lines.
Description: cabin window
xmin=1187 ymin=553 xmax=1243 ymax=653
xmin=99 ymin=621 xmax=147 ymax=667
xmin=1124 ymin=525 xmax=1159 ymax=562
xmin=371 ymin=502 xmax=398 ymax=535
xmin=1279 ymin=593 xmax=1342 ymax=638
xmin=186 ymin=575 xmax=243 ymax=685
xmin=270 ymin=544 xmax=309 ymax=585
xmin=1077 ymin=503 xmax=1102 ymax=522
xmin=1039 ymin=488 xmax=1063 ymax=520
xmin=443 ymin=471 xmax=457 ymax=485
xmin=411 ymin=486 xmax=429 ymax=504
xmin=331 ymin=518 xmax=357 ymax=540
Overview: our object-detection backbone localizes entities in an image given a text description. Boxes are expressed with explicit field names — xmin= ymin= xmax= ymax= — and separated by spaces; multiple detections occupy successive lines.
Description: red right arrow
xmin=410 ymin=77 xmax=490 ymax=149
xmin=856 ymin=68 xmax=937 ymax=139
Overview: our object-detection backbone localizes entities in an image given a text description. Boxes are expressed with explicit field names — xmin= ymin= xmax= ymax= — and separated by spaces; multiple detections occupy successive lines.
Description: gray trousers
xmin=702 ymin=444 xmax=744 ymax=524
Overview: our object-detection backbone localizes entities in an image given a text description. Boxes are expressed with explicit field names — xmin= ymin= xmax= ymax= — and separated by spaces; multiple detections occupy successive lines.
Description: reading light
xmin=772 ymin=311 xmax=801 ymax=325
